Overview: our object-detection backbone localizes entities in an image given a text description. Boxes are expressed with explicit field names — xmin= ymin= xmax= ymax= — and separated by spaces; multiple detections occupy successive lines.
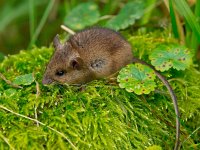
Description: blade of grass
xmin=0 ymin=1 xmax=29 ymax=32
xmin=28 ymin=0 xmax=55 ymax=48
xmin=29 ymin=0 xmax=35 ymax=39
xmin=185 ymin=22 xmax=192 ymax=47
xmin=164 ymin=0 xmax=185 ymax=44
xmin=174 ymin=0 xmax=200 ymax=43
xmin=0 ymin=1 xmax=45 ymax=33
xmin=191 ymin=0 xmax=200 ymax=51
xmin=168 ymin=0 xmax=179 ymax=39
xmin=194 ymin=0 xmax=200 ymax=25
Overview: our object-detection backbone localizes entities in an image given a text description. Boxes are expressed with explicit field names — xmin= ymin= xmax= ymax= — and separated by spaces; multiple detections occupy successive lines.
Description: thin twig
xmin=0 ymin=105 xmax=78 ymax=150
xmin=0 ymin=73 xmax=22 ymax=89
xmin=35 ymin=80 xmax=40 ymax=127
xmin=182 ymin=126 xmax=200 ymax=144
xmin=61 ymin=25 xmax=75 ymax=35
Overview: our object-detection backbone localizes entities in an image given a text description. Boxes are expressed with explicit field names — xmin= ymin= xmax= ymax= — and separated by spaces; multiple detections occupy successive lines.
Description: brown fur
xmin=42 ymin=27 xmax=133 ymax=84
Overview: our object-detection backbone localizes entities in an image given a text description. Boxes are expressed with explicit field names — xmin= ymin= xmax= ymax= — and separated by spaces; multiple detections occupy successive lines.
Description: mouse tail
xmin=132 ymin=57 xmax=180 ymax=150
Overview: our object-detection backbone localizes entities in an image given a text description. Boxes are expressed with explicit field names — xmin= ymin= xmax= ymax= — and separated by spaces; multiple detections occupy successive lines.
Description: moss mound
xmin=0 ymin=34 xmax=200 ymax=149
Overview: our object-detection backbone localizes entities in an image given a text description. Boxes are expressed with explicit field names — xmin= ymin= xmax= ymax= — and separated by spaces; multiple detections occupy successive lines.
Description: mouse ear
xmin=53 ymin=34 xmax=62 ymax=50
xmin=67 ymin=38 xmax=81 ymax=50
xmin=70 ymin=57 xmax=83 ymax=70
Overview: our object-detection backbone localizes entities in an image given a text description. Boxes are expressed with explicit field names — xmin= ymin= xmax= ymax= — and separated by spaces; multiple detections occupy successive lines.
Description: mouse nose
xmin=42 ymin=77 xmax=53 ymax=85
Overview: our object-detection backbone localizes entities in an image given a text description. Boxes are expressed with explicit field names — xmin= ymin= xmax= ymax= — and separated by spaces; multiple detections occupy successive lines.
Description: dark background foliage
xmin=0 ymin=0 xmax=189 ymax=54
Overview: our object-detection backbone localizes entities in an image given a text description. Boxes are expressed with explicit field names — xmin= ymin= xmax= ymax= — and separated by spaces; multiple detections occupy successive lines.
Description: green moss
xmin=0 ymin=34 xmax=200 ymax=149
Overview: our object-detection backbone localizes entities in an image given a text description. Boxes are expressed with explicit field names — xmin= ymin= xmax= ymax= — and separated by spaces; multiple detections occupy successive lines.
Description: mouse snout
xmin=42 ymin=76 xmax=53 ymax=85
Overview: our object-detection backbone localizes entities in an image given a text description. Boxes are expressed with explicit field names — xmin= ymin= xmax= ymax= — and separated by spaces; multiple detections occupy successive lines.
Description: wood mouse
xmin=42 ymin=27 xmax=180 ymax=150
xmin=42 ymin=27 xmax=133 ymax=84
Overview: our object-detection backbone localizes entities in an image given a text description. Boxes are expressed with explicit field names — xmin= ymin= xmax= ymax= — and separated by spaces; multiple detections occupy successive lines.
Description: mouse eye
xmin=55 ymin=70 xmax=65 ymax=76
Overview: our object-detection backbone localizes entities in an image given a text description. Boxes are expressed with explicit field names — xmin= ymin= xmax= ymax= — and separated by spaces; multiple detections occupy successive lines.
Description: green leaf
xmin=64 ymin=2 xmax=100 ymax=30
xmin=117 ymin=63 xmax=156 ymax=95
xmin=12 ymin=73 xmax=35 ymax=85
xmin=149 ymin=44 xmax=193 ymax=72
xmin=105 ymin=1 xmax=144 ymax=30
xmin=4 ymin=88 xmax=17 ymax=97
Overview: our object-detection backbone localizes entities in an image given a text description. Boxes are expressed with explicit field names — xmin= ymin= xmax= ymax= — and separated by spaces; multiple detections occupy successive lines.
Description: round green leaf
xmin=64 ymin=2 xmax=100 ymax=30
xmin=13 ymin=73 xmax=34 ymax=85
xmin=105 ymin=1 xmax=144 ymax=30
xmin=149 ymin=44 xmax=193 ymax=72
xmin=117 ymin=63 xmax=156 ymax=95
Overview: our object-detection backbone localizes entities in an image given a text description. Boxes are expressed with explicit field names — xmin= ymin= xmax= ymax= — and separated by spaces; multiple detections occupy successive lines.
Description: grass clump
xmin=0 ymin=32 xmax=200 ymax=149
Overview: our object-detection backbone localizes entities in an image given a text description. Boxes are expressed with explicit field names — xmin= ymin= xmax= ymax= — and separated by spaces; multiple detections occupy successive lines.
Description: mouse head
xmin=42 ymin=35 xmax=91 ymax=85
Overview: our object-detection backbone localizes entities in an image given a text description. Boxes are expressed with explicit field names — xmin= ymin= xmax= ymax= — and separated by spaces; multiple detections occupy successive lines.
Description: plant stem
xmin=28 ymin=0 xmax=55 ymax=48
xmin=29 ymin=0 xmax=35 ymax=40
xmin=61 ymin=25 xmax=75 ymax=35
